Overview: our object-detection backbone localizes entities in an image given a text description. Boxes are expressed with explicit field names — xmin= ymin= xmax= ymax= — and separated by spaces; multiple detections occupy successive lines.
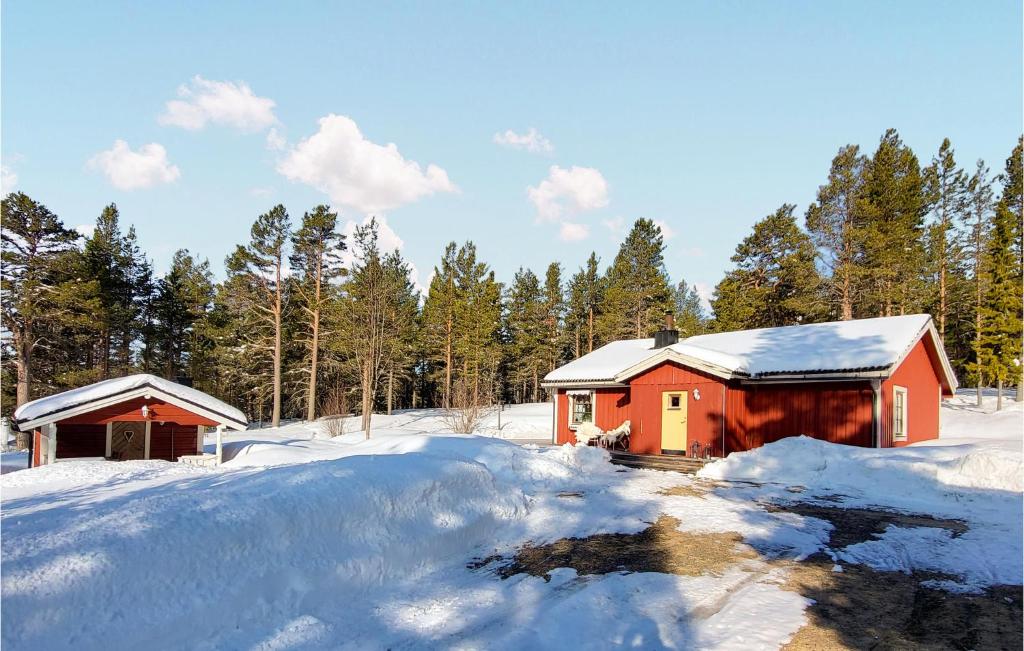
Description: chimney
xmin=654 ymin=311 xmax=679 ymax=348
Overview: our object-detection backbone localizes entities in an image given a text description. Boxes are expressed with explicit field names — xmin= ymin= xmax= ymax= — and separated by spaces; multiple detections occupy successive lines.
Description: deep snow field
xmin=1 ymin=395 xmax=1021 ymax=650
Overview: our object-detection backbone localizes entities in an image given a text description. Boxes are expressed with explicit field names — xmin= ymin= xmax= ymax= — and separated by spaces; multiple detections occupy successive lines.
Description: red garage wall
xmin=882 ymin=338 xmax=942 ymax=447
xmin=627 ymin=362 xmax=727 ymax=456
xmin=724 ymin=382 xmax=874 ymax=452
xmin=58 ymin=397 xmax=219 ymax=426
xmin=56 ymin=423 xmax=106 ymax=458
xmin=149 ymin=423 xmax=200 ymax=461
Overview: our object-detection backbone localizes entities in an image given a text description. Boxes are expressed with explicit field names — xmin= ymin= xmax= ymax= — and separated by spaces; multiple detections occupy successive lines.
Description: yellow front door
xmin=661 ymin=391 xmax=688 ymax=454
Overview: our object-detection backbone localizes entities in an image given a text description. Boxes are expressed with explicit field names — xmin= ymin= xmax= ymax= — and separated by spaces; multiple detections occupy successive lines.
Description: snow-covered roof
xmin=544 ymin=314 xmax=957 ymax=390
xmin=13 ymin=374 xmax=248 ymax=430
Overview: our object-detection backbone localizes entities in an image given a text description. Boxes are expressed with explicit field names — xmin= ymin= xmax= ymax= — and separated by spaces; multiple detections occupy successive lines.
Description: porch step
xmin=608 ymin=451 xmax=712 ymax=474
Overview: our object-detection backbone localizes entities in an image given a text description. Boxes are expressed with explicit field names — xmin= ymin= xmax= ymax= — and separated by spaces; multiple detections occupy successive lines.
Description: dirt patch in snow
xmin=780 ymin=555 xmax=1022 ymax=650
xmin=490 ymin=515 xmax=757 ymax=580
xmin=658 ymin=483 xmax=710 ymax=498
xmin=764 ymin=501 xmax=968 ymax=549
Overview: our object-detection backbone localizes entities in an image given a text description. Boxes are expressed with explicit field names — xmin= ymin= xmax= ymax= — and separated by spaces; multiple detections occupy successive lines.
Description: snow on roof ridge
xmin=545 ymin=314 xmax=937 ymax=384
xmin=13 ymin=373 xmax=247 ymax=427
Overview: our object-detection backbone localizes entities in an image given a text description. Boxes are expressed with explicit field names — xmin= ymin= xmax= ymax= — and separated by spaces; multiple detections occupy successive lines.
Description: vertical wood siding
xmin=627 ymin=362 xmax=727 ymax=456
xmin=882 ymin=339 xmax=942 ymax=447
xmin=58 ymin=397 xmax=219 ymax=426
xmin=724 ymin=382 xmax=874 ymax=452
xmin=594 ymin=387 xmax=630 ymax=430
xmin=149 ymin=423 xmax=199 ymax=461
xmin=55 ymin=423 xmax=107 ymax=458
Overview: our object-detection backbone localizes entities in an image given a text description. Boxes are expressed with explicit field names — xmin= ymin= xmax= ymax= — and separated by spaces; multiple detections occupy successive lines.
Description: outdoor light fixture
xmin=693 ymin=389 xmax=701 ymax=401
xmin=141 ymin=404 xmax=150 ymax=419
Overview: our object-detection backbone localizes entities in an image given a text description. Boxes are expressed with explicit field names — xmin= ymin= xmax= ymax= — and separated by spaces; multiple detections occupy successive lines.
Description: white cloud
xmin=278 ymin=114 xmax=457 ymax=214
xmin=159 ymin=76 xmax=277 ymax=132
xmin=88 ymin=140 xmax=180 ymax=190
xmin=493 ymin=127 xmax=554 ymax=154
xmin=694 ymin=282 xmax=714 ymax=312
xmin=250 ymin=186 xmax=273 ymax=197
xmin=265 ymin=127 xmax=286 ymax=151
xmin=1 ymin=165 xmax=17 ymax=194
xmin=602 ymin=216 xmax=625 ymax=235
xmin=528 ymin=165 xmax=609 ymax=221
xmin=653 ymin=219 xmax=675 ymax=239
xmin=559 ymin=222 xmax=590 ymax=242
xmin=339 ymin=214 xmax=427 ymax=294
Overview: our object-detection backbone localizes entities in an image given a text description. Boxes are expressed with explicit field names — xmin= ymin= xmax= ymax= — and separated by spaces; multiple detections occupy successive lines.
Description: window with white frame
xmin=567 ymin=391 xmax=594 ymax=429
xmin=893 ymin=386 xmax=908 ymax=441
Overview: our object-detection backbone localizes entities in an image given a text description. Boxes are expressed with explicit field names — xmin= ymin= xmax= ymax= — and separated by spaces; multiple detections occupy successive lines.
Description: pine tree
xmin=420 ymin=243 xmax=459 ymax=406
xmin=711 ymin=205 xmax=823 ymax=330
xmin=565 ymin=252 xmax=604 ymax=356
xmin=227 ymin=204 xmax=291 ymax=426
xmin=542 ymin=262 xmax=565 ymax=374
xmin=340 ymin=218 xmax=419 ymax=436
xmin=923 ymin=138 xmax=969 ymax=341
xmin=672 ymin=279 xmax=706 ymax=336
xmin=597 ymin=219 xmax=672 ymax=341
xmin=806 ymin=144 xmax=868 ymax=320
xmin=151 ymin=250 xmax=214 ymax=381
xmin=505 ymin=268 xmax=547 ymax=402
xmin=452 ymin=243 xmax=503 ymax=403
xmin=860 ymin=129 xmax=928 ymax=317
xmin=290 ymin=205 xmax=345 ymax=421
xmin=0 ymin=193 xmax=83 ymax=429
xmin=964 ymin=160 xmax=996 ymax=404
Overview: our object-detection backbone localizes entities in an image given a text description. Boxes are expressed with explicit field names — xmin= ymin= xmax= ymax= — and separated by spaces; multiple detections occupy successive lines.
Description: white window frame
xmin=567 ymin=390 xmax=595 ymax=430
xmin=893 ymin=386 xmax=908 ymax=441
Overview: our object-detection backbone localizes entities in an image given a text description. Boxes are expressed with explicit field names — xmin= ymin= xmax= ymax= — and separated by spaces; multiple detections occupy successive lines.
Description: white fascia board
xmin=540 ymin=380 xmax=628 ymax=389
xmin=613 ymin=349 xmax=735 ymax=383
xmin=18 ymin=387 xmax=247 ymax=431
xmin=885 ymin=321 xmax=959 ymax=393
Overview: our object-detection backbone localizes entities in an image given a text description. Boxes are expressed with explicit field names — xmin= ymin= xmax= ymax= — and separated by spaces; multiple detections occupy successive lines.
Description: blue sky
xmin=3 ymin=1 xmax=1021 ymax=304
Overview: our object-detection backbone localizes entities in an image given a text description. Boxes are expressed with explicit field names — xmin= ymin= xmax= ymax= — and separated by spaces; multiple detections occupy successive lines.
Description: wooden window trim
xmin=893 ymin=385 xmax=908 ymax=441
xmin=567 ymin=391 xmax=595 ymax=431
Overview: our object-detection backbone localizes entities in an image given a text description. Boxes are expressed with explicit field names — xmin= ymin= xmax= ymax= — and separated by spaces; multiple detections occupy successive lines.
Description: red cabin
xmin=543 ymin=314 xmax=957 ymax=456
xmin=13 ymin=374 xmax=248 ymax=467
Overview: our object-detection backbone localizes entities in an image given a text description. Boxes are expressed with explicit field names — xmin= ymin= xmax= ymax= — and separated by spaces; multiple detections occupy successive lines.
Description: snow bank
xmin=699 ymin=436 xmax=1023 ymax=590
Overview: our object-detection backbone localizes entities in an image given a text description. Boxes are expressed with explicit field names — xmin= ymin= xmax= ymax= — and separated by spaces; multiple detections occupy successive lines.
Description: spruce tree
xmin=542 ymin=262 xmax=565 ymax=373
xmin=421 ymin=243 xmax=459 ymax=406
xmin=452 ymin=243 xmax=503 ymax=403
xmin=564 ymin=252 xmax=604 ymax=356
xmin=506 ymin=268 xmax=546 ymax=401
xmin=151 ymin=250 xmax=214 ymax=381
xmin=672 ymin=279 xmax=707 ymax=336
xmin=290 ymin=205 xmax=345 ymax=421
xmin=964 ymin=160 xmax=995 ymax=404
xmin=806 ymin=144 xmax=868 ymax=320
xmin=711 ymin=205 xmax=823 ymax=331
xmin=597 ymin=219 xmax=672 ymax=341
xmin=979 ymin=194 xmax=1022 ymax=410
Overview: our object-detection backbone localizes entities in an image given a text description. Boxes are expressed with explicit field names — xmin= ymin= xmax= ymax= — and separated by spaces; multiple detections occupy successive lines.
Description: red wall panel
xmin=627 ymin=362 xmax=727 ymax=456
xmin=882 ymin=339 xmax=941 ymax=447
xmin=55 ymin=423 xmax=107 ymax=458
xmin=725 ymin=382 xmax=874 ymax=452
xmin=149 ymin=423 xmax=199 ymax=461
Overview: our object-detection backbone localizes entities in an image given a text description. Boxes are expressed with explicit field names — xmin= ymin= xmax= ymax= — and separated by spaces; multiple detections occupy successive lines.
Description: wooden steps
xmin=608 ymin=451 xmax=713 ymax=474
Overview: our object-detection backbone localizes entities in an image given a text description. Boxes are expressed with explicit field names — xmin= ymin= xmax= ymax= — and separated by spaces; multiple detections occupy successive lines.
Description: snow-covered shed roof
xmin=13 ymin=374 xmax=248 ymax=431
xmin=544 ymin=314 xmax=957 ymax=391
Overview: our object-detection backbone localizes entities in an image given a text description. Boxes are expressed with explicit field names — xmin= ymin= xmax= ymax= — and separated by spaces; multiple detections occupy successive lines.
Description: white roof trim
xmin=15 ymin=385 xmax=247 ymax=431
xmin=885 ymin=320 xmax=959 ymax=393
xmin=613 ymin=348 xmax=736 ymax=383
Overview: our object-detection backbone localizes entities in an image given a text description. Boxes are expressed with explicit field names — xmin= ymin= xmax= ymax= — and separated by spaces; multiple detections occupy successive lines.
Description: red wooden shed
xmin=543 ymin=314 xmax=957 ymax=456
xmin=13 ymin=374 xmax=248 ymax=468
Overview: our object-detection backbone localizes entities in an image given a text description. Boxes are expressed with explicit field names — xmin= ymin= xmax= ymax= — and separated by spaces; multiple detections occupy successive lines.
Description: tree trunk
xmin=977 ymin=379 xmax=983 ymax=408
xmin=587 ymin=307 xmax=594 ymax=352
xmin=386 ymin=368 xmax=394 ymax=416
xmin=306 ymin=306 xmax=320 ymax=422
xmin=996 ymin=377 xmax=1003 ymax=412
xmin=361 ymin=361 xmax=373 ymax=438
xmin=938 ymin=256 xmax=946 ymax=339
xmin=840 ymin=267 xmax=852 ymax=320
xmin=444 ymin=316 xmax=453 ymax=409
xmin=14 ymin=329 xmax=31 ymax=449
xmin=271 ymin=268 xmax=283 ymax=427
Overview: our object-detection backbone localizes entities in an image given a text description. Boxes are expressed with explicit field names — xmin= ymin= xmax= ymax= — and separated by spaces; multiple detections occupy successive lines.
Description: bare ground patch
xmin=780 ymin=554 xmax=1022 ymax=650
xmin=483 ymin=515 xmax=757 ymax=580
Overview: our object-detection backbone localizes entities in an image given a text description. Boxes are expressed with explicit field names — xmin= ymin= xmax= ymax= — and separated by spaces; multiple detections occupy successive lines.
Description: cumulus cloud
xmin=653 ymin=219 xmax=675 ymax=239
xmin=159 ymin=76 xmax=277 ymax=132
xmin=559 ymin=222 xmax=590 ymax=242
xmin=277 ymin=114 xmax=456 ymax=214
xmin=88 ymin=140 xmax=180 ymax=190
xmin=1 ymin=165 xmax=17 ymax=194
xmin=602 ymin=216 xmax=626 ymax=235
xmin=339 ymin=214 xmax=427 ymax=294
xmin=493 ymin=127 xmax=554 ymax=154
xmin=528 ymin=165 xmax=609 ymax=221
xmin=694 ymin=282 xmax=714 ymax=312
xmin=265 ymin=127 xmax=286 ymax=151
